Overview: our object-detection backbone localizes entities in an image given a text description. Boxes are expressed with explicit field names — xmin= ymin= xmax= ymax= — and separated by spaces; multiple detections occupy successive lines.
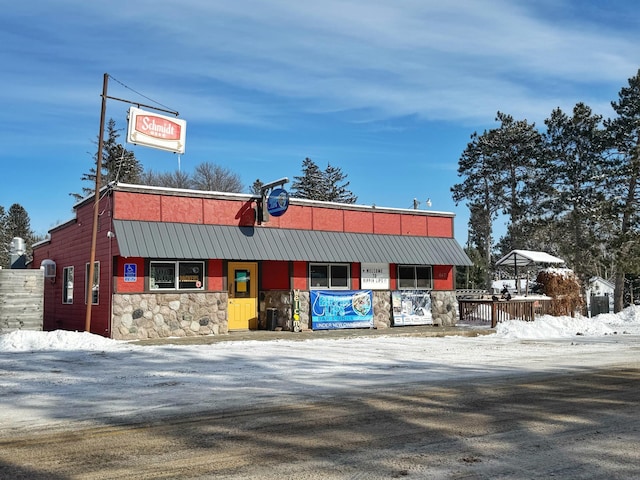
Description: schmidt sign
xmin=127 ymin=107 xmax=187 ymax=154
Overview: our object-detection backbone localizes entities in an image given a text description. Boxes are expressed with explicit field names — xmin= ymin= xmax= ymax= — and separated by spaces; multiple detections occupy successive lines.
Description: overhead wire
xmin=108 ymin=74 xmax=177 ymax=114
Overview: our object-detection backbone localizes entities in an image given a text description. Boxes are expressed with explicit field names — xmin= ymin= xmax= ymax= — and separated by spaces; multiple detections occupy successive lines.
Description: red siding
xmin=161 ymin=196 xmax=203 ymax=223
xmin=433 ymin=265 xmax=454 ymax=290
xmin=373 ymin=213 xmax=401 ymax=234
xmin=350 ymin=263 xmax=360 ymax=290
xmin=203 ymin=199 xmax=253 ymax=226
xmin=261 ymin=261 xmax=290 ymax=289
xmin=114 ymin=191 xmax=161 ymax=221
xmin=208 ymin=259 xmax=224 ymax=290
xmin=343 ymin=210 xmax=374 ymax=233
xmin=115 ymin=257 xmax=145 ymax=293
xmin=292 ymin=261 xmax=308 ymax=290
xmin=32 ymin=195 xmax=114 ymax=337
xmin=389 ymin=264 xmax=397 ymax=290
xmin=428 ymin=216 xmax=453 ymax=237
xmin=112 ymin=191 xmax=455 ymax=239
xmin=272 ymin=205 xmax=313 ymax=229
xmin=400 ymin=214 xmax=428 ymax=236
xmin=312 ymin=208 xmax=344 ymax=232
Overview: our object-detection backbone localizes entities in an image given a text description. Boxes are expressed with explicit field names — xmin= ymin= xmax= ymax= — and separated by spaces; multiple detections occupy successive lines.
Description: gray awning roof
xmin=113 ymin=220 xmax=473 ymax=266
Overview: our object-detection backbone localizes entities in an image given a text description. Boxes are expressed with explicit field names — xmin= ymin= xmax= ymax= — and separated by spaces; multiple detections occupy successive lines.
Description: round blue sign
xmin=267 ymin=188 xmax=289 ymax=217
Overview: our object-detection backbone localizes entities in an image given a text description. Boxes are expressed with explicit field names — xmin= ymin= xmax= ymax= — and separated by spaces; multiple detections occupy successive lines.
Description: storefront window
xmin=179 ymin=262 xmax=204 ymax=289
xmin=150 ymin=261 xmax=204 ymax=290
xmin=397 ymin=265 xmax=433 ymax=290
xmin=310 ymin=263 xmax=350 ymax=289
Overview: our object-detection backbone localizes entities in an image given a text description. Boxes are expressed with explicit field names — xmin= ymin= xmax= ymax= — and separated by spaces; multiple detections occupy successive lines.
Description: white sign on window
xmin=360 ymin=263 xmax=390 ymax=290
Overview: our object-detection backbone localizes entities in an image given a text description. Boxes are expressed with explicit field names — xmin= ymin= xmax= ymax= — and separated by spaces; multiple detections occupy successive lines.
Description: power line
xmin=108 ymin=74 xmax=177 ymax=114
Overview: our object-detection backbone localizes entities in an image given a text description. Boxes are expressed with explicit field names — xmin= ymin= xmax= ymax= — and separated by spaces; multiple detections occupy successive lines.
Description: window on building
xmin=397 ymin=265 xmax=433 ymax=289
xmin=63 ymin=266 xmax=74 ymax=304
xmin=310 ymin=263 xmax=350 ymax=289
xmin=85 ymin=262 xmax=99 ymax=305
xmin=150 ymin=261 xmax=205 ymax=290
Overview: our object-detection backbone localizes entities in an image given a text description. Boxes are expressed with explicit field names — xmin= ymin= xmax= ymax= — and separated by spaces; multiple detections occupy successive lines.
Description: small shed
xmin=495 ymin=250 xmax=565 ymax=294
xmin=586 ymin=276 xmax=614 ymax=317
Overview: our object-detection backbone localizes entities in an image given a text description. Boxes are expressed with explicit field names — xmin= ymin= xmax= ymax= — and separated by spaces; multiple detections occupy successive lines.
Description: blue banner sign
xmin=267 ymin=187 xmax=289 ymax=217
xmin=311 ymin=290 xmax=374 ymax=330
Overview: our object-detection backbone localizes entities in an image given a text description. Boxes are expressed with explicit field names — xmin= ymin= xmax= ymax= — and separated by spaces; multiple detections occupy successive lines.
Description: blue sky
xmin=1 ymin=1 xmax=639 ymax=245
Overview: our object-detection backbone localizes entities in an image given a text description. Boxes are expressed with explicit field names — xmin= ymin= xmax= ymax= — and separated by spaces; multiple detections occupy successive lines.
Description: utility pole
xmin=85 ymin=73 xmax=108 ymax=332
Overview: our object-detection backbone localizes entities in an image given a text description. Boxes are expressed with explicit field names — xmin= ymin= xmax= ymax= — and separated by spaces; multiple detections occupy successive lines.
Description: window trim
xmin=85 ymin=261 xmax=99 ymax=305
xmin=309 ymin=263 xmax=351 ymax=290
xmin=149 ymin=260 xmax=206 ymax=291
xmin=62 ymin=266 xmax=74 ymax=304
xmin=397 ymin=265 xmax=433 ymax=290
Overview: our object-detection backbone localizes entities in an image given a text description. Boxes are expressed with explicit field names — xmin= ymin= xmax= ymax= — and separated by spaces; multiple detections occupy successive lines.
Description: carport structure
xmin=495 ymin=249 xmax=565 ymax=295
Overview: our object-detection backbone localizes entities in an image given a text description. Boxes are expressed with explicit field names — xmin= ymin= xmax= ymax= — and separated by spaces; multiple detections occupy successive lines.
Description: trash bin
xmin=266 ymin=308 xmax=278 ymax=331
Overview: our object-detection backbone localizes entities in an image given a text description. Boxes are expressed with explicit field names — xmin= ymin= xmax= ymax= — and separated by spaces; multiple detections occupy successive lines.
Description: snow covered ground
xmin=1 ymin=307 xmax=639 ymax=435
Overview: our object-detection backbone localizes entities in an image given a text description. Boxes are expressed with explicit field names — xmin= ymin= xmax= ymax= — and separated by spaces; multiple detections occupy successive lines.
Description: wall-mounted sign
xmin=310 ymin=290 xmax=374 ymax=330
xmin=360 ymin=263 xmax=390 ymax=290
xmin=266 ymin=188 xmax=289 ymax=217
xmin=124 ymin=263 xmax=137 ymax=283
xmin=391 ymin=290 xmax=433 ymax=326
xmin=127 ymin=107 xmax=187 ymax=154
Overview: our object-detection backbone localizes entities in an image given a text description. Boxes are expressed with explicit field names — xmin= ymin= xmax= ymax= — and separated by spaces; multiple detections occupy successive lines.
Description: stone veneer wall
xmin=260 ymin=290 xmax=301 ymax=330
xmin=111 ymin=292 xmax=228 ymax=340
xmin=372 ymin=291 xmax=392 ymax=329
xmin=430 ymin=290 xmax=458 ymax=326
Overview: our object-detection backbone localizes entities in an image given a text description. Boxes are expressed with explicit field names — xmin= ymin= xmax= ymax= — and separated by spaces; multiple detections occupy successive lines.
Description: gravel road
xmin=1 ymin=365 xmax=638 ymax=479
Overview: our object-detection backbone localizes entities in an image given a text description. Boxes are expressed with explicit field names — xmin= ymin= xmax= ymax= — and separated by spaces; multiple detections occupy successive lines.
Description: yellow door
xmin=228 ymin=262 xmax=258 ymax=330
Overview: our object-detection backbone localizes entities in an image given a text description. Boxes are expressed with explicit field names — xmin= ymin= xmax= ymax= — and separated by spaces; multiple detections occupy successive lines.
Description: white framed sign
xmin=127 ymin=107 xmax=187 ymax=154
xmin=360 ymin=263 xmax=390 ymax=290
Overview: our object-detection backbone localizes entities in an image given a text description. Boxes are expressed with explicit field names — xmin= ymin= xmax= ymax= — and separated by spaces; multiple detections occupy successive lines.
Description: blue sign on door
xmin=124 ymin=263 xmax=137 ymax=283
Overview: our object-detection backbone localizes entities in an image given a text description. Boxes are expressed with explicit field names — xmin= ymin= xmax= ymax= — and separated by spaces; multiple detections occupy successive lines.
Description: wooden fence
xmin=458 ymin=297 xmax=554 ymax=328
xmin=0 ymin=269 xmax=44 ymax=333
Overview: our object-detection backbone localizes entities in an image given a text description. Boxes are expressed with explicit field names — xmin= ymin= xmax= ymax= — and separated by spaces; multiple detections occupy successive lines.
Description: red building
xmin=32 ymin=183 xmax=471 ymax=339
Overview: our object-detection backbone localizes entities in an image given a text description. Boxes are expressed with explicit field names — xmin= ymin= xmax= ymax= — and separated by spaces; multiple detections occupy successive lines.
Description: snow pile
xmin=596 ymin=304 xmax=640 ymax=329
xmin=494 ymin=314 xmax=614 ymax=339
xmin=1 ymin=306 xmax=640 ymax=352
xmin=0 ymin=329 xmax=128 ymax=353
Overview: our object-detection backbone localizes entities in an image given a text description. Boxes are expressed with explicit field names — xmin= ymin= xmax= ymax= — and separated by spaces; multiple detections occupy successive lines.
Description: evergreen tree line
xmin=252 ymin=157 xmax=357 ymax=203
xmin=452 ymin=69 xmax=640 ymax=311
xmin=71 ymin=120 xmax=244 ymax=200
xmin=0 ymin=203 xmax=39 ymax=268
xmin=75 ymin=121 xmax=357 ymax=205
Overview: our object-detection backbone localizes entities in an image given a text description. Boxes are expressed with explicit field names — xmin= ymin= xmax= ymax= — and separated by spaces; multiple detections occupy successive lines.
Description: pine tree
xmin=71 ymin=118 xmax=142 ymax=201
xmin=538 ymin=103 xmax=609 ymax=284
xmin=103 ymin=119 xmax=142 ymax=185
xmin=604 ymin=69 xmax=640 ymax=311
xmin=476 ymin=112 xmax=543 ymax=253
xmin=291 ymin=157 xmax=326 ymax=200
xmin=451 ymin=128 xmax=504 ymax=284
xmin=324 ymin=163 xmax=357 ymax=203
xmin=291 ymin=157 xmax=357 ymax=203
xmin=0 ymin=206 xmax=8 ymax=268
xmin=251 ymin=179 xmax=264 ymax=195
xmin=2 ymin=204 xmax=35 ymax=267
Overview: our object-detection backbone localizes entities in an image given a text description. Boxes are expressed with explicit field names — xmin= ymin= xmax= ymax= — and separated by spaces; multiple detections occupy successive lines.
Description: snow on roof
xmin=495 ymin=249 xmax=565 ymax=267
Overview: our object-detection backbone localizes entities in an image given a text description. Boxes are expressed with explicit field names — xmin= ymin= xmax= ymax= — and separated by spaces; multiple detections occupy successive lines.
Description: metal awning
xmin=113 ymin=220 xmax=473 ymax=266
